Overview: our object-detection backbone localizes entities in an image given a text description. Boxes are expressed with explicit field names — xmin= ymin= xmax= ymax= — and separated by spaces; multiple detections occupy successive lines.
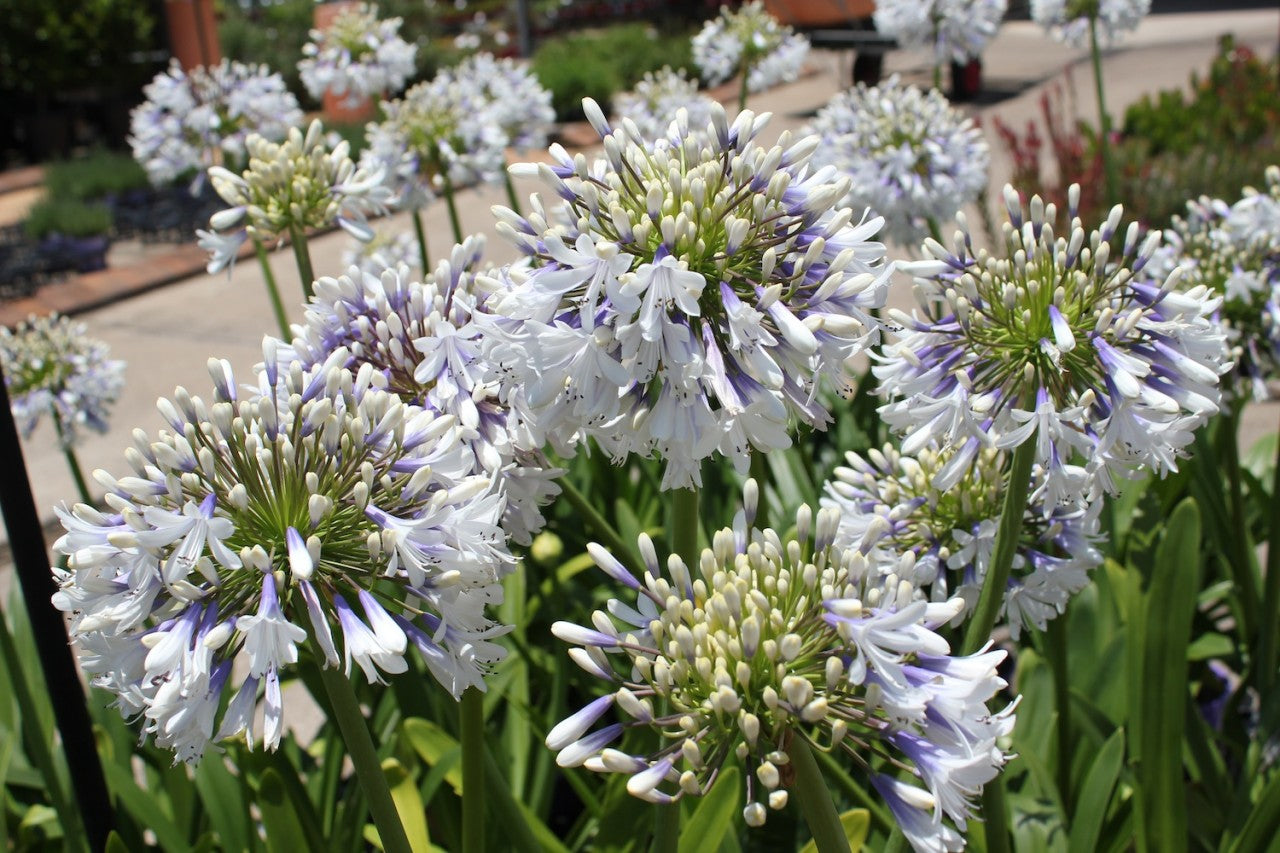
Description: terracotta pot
xmin=761 ymin=0 xmax=876 ymax=27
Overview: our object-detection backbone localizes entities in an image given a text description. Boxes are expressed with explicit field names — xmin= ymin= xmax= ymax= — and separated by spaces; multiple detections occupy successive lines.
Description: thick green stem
xmin=441 ymin=173 xmax=464 ymax=245
xmin=788 ymin=736 xmax=851 ymax=852
xmin=1046 ymin=611 xmax=1072 ymax=820
xmin=316 ymin=663 xmax=412 ymax=853
xmin=963 ymin=440 xmax=1036 ymax=654
xmin=253 ymin=236 xmax=292 ymax=338
xmin=1257 ymin=417 xmax=1280 ymax=697
xmin=737 ymin=64 xmax=750 ymax=113
xmin=460 ymin=687 xmax=485 ymax=853
xmin=288 ymin=224 xmax=316 ymax=300
xmin=933 ymin=63 xmax=942 ymax=91
xmin=51 ymin=410 xmax=91 ymax=506
xmin=411 ymin=208 xmax=431 ymax=275
xmin=1089 ymin=16 xmax=1119 ymax=205
xmin=503 ymin=170 xmax=523 ymax=218
xmin=980 ymin=777 xmax=1013 ymax=853
xmin=557 ymin=476 xmax=644 ymax=576
xmin=669 ymin=487 xmax=699 ymax=568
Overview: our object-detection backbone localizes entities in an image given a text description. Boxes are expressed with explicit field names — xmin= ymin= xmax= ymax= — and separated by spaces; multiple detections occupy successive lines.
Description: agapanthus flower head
xmin=200 ymin=120 xmax=391 ymax=275
xmin=341 ymin=228 xmax=422 ymax=277
xmin=692 ymin=2 xmax=810 ymax=93
xmin=804 ymin=75 xmax=990 ymax=245
xmin=360 ymin=72 xmax=509 ymax=211
xmin=0 ymin=313 xmax=125 ymax=447
xmin=482 ymin=99 xmax=891 ymax=489
xmin=824 ymin=442 xmax=1102 ymax=639
xmin=1031 ymin=0 xmax=1150 ymax=47
xmin=873 ymin=0 xmax=1008 ymax=64
xmin=547 ymin=482 xmax=1015 ymax=850
xmin=877 ymin=184 xmax=1231 ymax=504
xmin=611 ymin=66 xmax=718 ymax=143
xmin=298 ymin=2 xmax=418 ymax=105
xmin=282 ymin=238 xmax=560 ymax=545
xmin=459 ymin=52 xmax=555 ymax=152
xmin=52 ymin=352 xmax=513 ymax=763
xmin=1146 ymin=182 xmax=1280 ymax=401
xmin=130 ymin=59 xmax=303 ymax=187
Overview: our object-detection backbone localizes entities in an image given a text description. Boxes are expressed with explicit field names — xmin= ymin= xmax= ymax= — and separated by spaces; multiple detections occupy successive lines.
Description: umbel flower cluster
xmin=692 ymin=1 xmax=810 ymax=94
xmin=611 ymin=66 xmax=718 ymax=143
xmin=547 ymin=485 xmax=1015 ymax=851
xmin=805 ymin=75 xmax=990 ymax=245
xmin=281 ymin=236 xmax=560 ymax=546
xmin=481 ymin=100 xmax=891 ymax=489
xmin=298 ymin=2 xmax=417 ymax=105
xmin=824 ymin=442 xmax=1102 ymax=639
xmin=129 ymin=59 xmax=302 ymax=188
xmin=872 ymin=0 xmax=1008 ymax=65
xmin=1031 ymin=0 xmax=1151 ymax=47
xmin=200 ymin=120 xmax=392 ymax=274
xmin=0 ymin=313 xmax=125 ymax=447
xmin=878 ymin=185 xmax=1230 ymax=505
xmin=1147 ymin=169 xmax=1280 ymax=400
xmin=361 ymin=52 xmax=553 ymax=210
xmin=341 ymin=228 xmax=422 ymax=277
xmin=52 ymin=354 xmax=512 ymax=763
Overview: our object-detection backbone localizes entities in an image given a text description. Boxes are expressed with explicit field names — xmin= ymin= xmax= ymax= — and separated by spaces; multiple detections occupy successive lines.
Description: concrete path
xmin=3 ymin=7 xmax=1278 ymax=596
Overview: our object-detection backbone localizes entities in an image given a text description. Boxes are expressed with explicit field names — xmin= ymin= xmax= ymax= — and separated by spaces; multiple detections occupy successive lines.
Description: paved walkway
xmin=3 ymin=8 xmax=1278 ymax=588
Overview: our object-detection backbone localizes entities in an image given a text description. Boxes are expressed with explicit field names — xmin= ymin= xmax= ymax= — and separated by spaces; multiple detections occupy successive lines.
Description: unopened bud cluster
xmin=547 ymin=482 xmax=1014 ymax=848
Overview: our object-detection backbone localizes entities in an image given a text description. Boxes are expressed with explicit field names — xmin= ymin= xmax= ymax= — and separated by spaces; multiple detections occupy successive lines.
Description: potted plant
xmin=24 ymin=198 xmax=114 ymax=274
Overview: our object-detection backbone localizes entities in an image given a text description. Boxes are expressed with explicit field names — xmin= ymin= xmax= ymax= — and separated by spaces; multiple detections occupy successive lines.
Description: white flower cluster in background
xmin=873 ymin=0 xmax=1008 ymax=64
xmin=52 ymin=354 xmax=513 ymax=762
xmin=824 ymin=442 xmax=1102 ymax=638
xmin=341 ymin=228 xmax=422 ymax=277
xmin=547 ymin=484 xmax=1015 ymax=849
xmin=299 ymin=2 xmax=418 ymax=105
xmin=1031 ymin=0 xmax=1150 ymax=47
xmin=805 ymin=75 xmax=990 ymax=245
xmin=359 ymin=52 xmax=551 ymax=210
xmin=481 ymin=100 xmax=891 ymax=489
xmin=0 ymin=314 xmax=125 ymax=447
xmin=692 ymin=1 xmax=810 ymax=93
xmin=129 ymin=59 xmax=302 ymax=187
xmin=199 ymin=120 xmax=391 ymax=275
xmin=611 ymin=67 xmax=718 ymax=143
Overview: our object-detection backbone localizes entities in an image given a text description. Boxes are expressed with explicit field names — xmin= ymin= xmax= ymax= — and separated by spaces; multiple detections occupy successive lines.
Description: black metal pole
xmin=0 ymin=364 xmax=113 ymax=851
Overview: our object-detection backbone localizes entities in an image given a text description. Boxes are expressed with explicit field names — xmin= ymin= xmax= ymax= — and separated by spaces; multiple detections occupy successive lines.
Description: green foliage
xmin=532 ymin=23 xmax=695 ymax=121
xmin=22 ymin=198 xmax=112 ymax=239
xmin=43 ymin=150 xmax=149 ymax=202
xmin=0 ymin=0 xmax=155 ymax=94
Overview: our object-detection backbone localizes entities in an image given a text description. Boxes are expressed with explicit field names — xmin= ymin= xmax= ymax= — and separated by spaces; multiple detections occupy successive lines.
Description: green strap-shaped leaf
xmin=1068 ymin=728 xmax=1125 ymax=853
xmin=1134 ymin=498 xmax=1200 ymax=853
xmin=257 ymin=768 xmax=309 ymax=853
xmin=194 ymin=754 xmax=256 ymax=853
xmin=798 ymin=808 xmax=871 ymax=853
xmin=382 ymin=758 xmax=431 ymax=853
xmin=1228 ymin=767 xmax=1280 ymax=853
xmin=677 ymin=767 xmax=741 ymax=853
xmin=403 ymin=718 xmax=464 ymax=796
xmin=99 ymin=758 xmax=188 ymax=852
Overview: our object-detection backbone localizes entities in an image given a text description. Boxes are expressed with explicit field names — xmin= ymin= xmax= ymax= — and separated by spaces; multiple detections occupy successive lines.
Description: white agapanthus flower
xmin=481 ymin=100 xmax=891 ymax=489
xmin=611 ymin=66 xmax=718 ymax=143
xmin=199 ymin=120 xmax=391 ymax=275
xmin=359 ymin=69 xmax=509 ymax=211
xmin=823 ymin=442 xmax=1102 ymax=638
xmin=547 ymin=482 xmax=1015 ymax=849
xmin=52 ymin=354 xmax=512 ymax=763
xmin=0 ymin=314 xmax=125 ymax=447
xmin=281 ymin=237 xmax=561 ymax=546
xmin=873 ymin=0 xmax=1008 ymax=64
xmin=341 ymin=228 xmax=421 ymax=277
xmin=1031 ymin=0 xmax=1150 ymax=47
xmin=804 ymin=75 xmax=989 ymax=245
xmin=299 ymin=2 xmax=418 ymax=105
xmin=129 ymin=59 xmax=302 ymax=187
xmin=877 ymin=184 xmax=1232 ymax=505
xmin=460 ymin=52 xmax=555 ymax=152
xmin=692 ymin=1 xmax=810 ymax=93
